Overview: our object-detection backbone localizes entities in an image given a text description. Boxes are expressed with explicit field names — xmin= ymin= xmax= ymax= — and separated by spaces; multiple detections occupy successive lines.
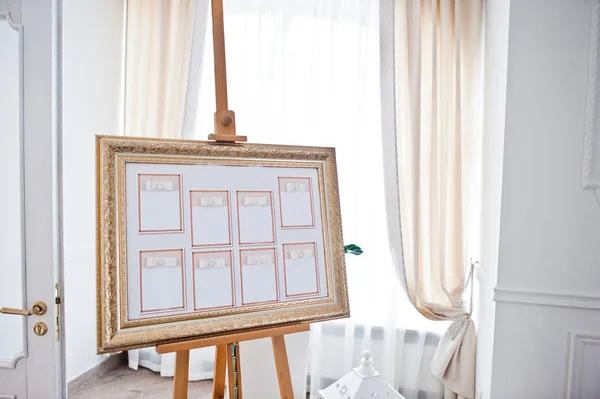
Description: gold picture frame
xmin=96 ymin=135 xmax=349 ymax=353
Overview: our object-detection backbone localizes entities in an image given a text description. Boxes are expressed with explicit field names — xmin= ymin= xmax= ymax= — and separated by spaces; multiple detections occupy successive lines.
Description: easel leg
xmin=212 ymin=344 xmax=227 ymax=399
xmin=157 ymin=325 xmax=310 ymax=399
xmin=226 ymin=342 xmax=243 ymax=399
xmin=272 ymin=335 xmax=294 ymax=399
xmin=173 ymin=350 xmax=190 ymax=399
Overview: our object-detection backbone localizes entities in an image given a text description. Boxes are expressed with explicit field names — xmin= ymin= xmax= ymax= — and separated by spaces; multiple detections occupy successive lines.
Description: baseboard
xmin=68 ymin=352 xmax=127 ymax=393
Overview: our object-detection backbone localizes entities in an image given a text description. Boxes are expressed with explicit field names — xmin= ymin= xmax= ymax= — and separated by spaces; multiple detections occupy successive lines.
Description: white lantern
xmin=318 ymin=350 xmax=406 ymax=399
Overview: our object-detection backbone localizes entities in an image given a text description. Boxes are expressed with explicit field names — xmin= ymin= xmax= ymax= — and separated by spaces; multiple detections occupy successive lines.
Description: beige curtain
xmin=125 ymin=0 xmax=196 ymax=138
xmin=385 ymin=0 xmax=484 ymax=398
xmin=124 ymin=0 xmax=200 ymax=375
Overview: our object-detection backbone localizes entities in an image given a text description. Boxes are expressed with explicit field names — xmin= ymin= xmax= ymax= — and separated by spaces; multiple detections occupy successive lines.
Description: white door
xmin=0 ymin=1 xmax=63 ymax=398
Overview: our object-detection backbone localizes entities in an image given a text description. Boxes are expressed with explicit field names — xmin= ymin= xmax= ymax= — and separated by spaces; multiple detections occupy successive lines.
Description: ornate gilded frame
xmin=96 ymin=135 xmax=349 ymax=353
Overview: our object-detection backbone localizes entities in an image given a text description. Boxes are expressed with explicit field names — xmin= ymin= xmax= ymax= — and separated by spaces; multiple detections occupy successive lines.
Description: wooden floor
xmin=69 ymin=365 xmax=213 ymax=399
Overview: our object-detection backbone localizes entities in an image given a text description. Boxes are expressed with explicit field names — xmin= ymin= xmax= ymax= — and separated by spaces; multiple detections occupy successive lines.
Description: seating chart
xmin=125 ymin=163 xmax=329 ymax=321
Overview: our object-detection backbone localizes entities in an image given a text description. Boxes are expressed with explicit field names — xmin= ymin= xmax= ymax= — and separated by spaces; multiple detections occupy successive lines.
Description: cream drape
xmin=124 ymin=0 xmax=196 ymax=138
xmin=385 ymin=1 xmax=484 ymax=398
xmin=125 ymin=0 xmax=206 ymax=378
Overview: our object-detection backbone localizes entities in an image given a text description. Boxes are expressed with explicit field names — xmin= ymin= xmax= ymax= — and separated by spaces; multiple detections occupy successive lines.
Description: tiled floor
xmin=68 ymin=365 xmax=213 ymax=399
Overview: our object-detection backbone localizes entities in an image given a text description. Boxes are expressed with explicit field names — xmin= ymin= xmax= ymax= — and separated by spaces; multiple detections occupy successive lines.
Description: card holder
xmin=282 ymin=242 xmax=320 ymax=298
xmin=278 ymin=177 xmax=315 ymax=228
xmin=239 ymin=248 xmax=279 ymax=305
xmin=190 ymin=190 xmax=232 ymax=247
xmin=138 ymin=174 xmax=183 ymax=233
xmin=139 ymin=249 xmax=185 ymax=313
xmin=236 ymin=191 xmax=275 ymax=245
xmin=192 ymin=250 xmax=234 ymax=311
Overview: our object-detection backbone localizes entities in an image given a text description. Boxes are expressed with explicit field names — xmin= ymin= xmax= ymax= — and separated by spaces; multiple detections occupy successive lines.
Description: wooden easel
xmin=156 ymin=2 xmax=309 ymax=398
xmin=156 ymin=323 xmax=309 ymax=399
xmin=206 ymin=0 xmax=246 ymax=143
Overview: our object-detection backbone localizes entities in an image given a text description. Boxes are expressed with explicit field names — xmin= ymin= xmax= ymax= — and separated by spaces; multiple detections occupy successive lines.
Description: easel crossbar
xmin=156 ymin=324 xmax=310 ymax=354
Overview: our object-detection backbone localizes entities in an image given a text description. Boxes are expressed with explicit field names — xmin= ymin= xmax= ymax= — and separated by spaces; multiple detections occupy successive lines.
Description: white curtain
xmin=128 ymin=1 xmax=448 ymax=397
xmin=124 ymin=0 xmax=196 ymax=138
xmin=383 ymin=1 xmax=484 ymax=398
xmin=191 ymin=1 xmax=445 ymax=397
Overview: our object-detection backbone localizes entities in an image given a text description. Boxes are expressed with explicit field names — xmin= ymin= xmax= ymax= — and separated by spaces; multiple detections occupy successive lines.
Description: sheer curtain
xmin=128 ymin=1 xmax=446 ymax=397
xmin=190 ymin=1 xmax=444 ymax=397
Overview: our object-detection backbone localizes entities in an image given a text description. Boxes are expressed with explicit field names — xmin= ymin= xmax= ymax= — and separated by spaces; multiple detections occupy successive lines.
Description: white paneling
xmin=491 ymin=304 xmax=600 ymax=399
xmin=566 ymin=332 xmax=600 ymax=399
xmin=491 ymin=0 xmax=600 ymax=397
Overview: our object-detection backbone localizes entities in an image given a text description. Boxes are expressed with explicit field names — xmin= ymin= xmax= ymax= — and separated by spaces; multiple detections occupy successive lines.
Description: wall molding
xmin=583 ymin=0 xmax=600 ymax=206
xmin=0 ymin=350 xmax=26 ymax=370
xmin=0 ymin=0 xmax=21 ymax=30
xmin=494 ymin=287 xmax=600 ymax=310
xmin=565 ymin=331 xmax=600 ymax=399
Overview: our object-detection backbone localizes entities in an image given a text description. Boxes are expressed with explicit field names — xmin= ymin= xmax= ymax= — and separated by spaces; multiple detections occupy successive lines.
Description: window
xmin=187 ymin=0 xmax=436 ymax=330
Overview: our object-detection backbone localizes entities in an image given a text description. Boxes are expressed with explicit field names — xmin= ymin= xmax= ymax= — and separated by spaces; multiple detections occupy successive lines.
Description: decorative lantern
xmin=318 ymin=350 xmax=406 ymax=399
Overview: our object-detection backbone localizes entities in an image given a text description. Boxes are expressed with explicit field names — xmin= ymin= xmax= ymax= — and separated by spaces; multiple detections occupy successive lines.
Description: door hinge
xmin=55 ymin=283 xmax=61 ymax=342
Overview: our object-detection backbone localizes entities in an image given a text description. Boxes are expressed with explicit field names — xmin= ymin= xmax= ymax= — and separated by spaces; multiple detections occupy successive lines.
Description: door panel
xmin=0 ymin=5 xmax=27 ymax=399
xmin=0 ymin=0 xmax=62 ymax=397
xmin=0 ymin=10 xmax=25 ymax=371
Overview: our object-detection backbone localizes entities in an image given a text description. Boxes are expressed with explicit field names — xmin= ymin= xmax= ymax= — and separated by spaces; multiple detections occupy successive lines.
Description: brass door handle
xmin=0 ymin=301 xmax=47 ymax=316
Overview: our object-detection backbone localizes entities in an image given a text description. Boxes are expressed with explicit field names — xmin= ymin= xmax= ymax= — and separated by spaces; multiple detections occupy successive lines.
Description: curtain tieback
xmin=447 ymin=318 xmax=470 ymax=340
xmin=447 ymin=259 xmax=478 ymax=340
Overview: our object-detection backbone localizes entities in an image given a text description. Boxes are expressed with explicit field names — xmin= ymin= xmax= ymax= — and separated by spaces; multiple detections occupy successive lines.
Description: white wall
xmin=62 ymin=0 xmax=125 ymax=382
xmin=491 ymin=0 xmax=600 ymax=397
xmin=473 ymin=1 xmax=509 ymax=398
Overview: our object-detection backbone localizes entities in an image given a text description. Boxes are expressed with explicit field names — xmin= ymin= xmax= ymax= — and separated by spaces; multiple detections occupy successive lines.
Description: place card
xmin=138 ymin=174 xmax=183 ymax=233
xmin=190 ymin=190 xmax=231 ymax=247
xmin=139 ymin=249 xmax=185 ymax=313
xmin=239 ymin=248 xmax=278 ymax=305
xmin=278 ymin=177 xmax=314 ymax=228
xmin=282 ymin=242 xmax=319 ymax=298
xmin=236 ymin=191 xmax=275 ymax=245
xmin=193 ymin=250 xmax=234 ymax=311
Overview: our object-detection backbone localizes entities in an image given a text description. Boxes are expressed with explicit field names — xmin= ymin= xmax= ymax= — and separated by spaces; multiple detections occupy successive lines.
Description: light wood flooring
xmin=69 ymin=365 xmax=213 ymax=399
